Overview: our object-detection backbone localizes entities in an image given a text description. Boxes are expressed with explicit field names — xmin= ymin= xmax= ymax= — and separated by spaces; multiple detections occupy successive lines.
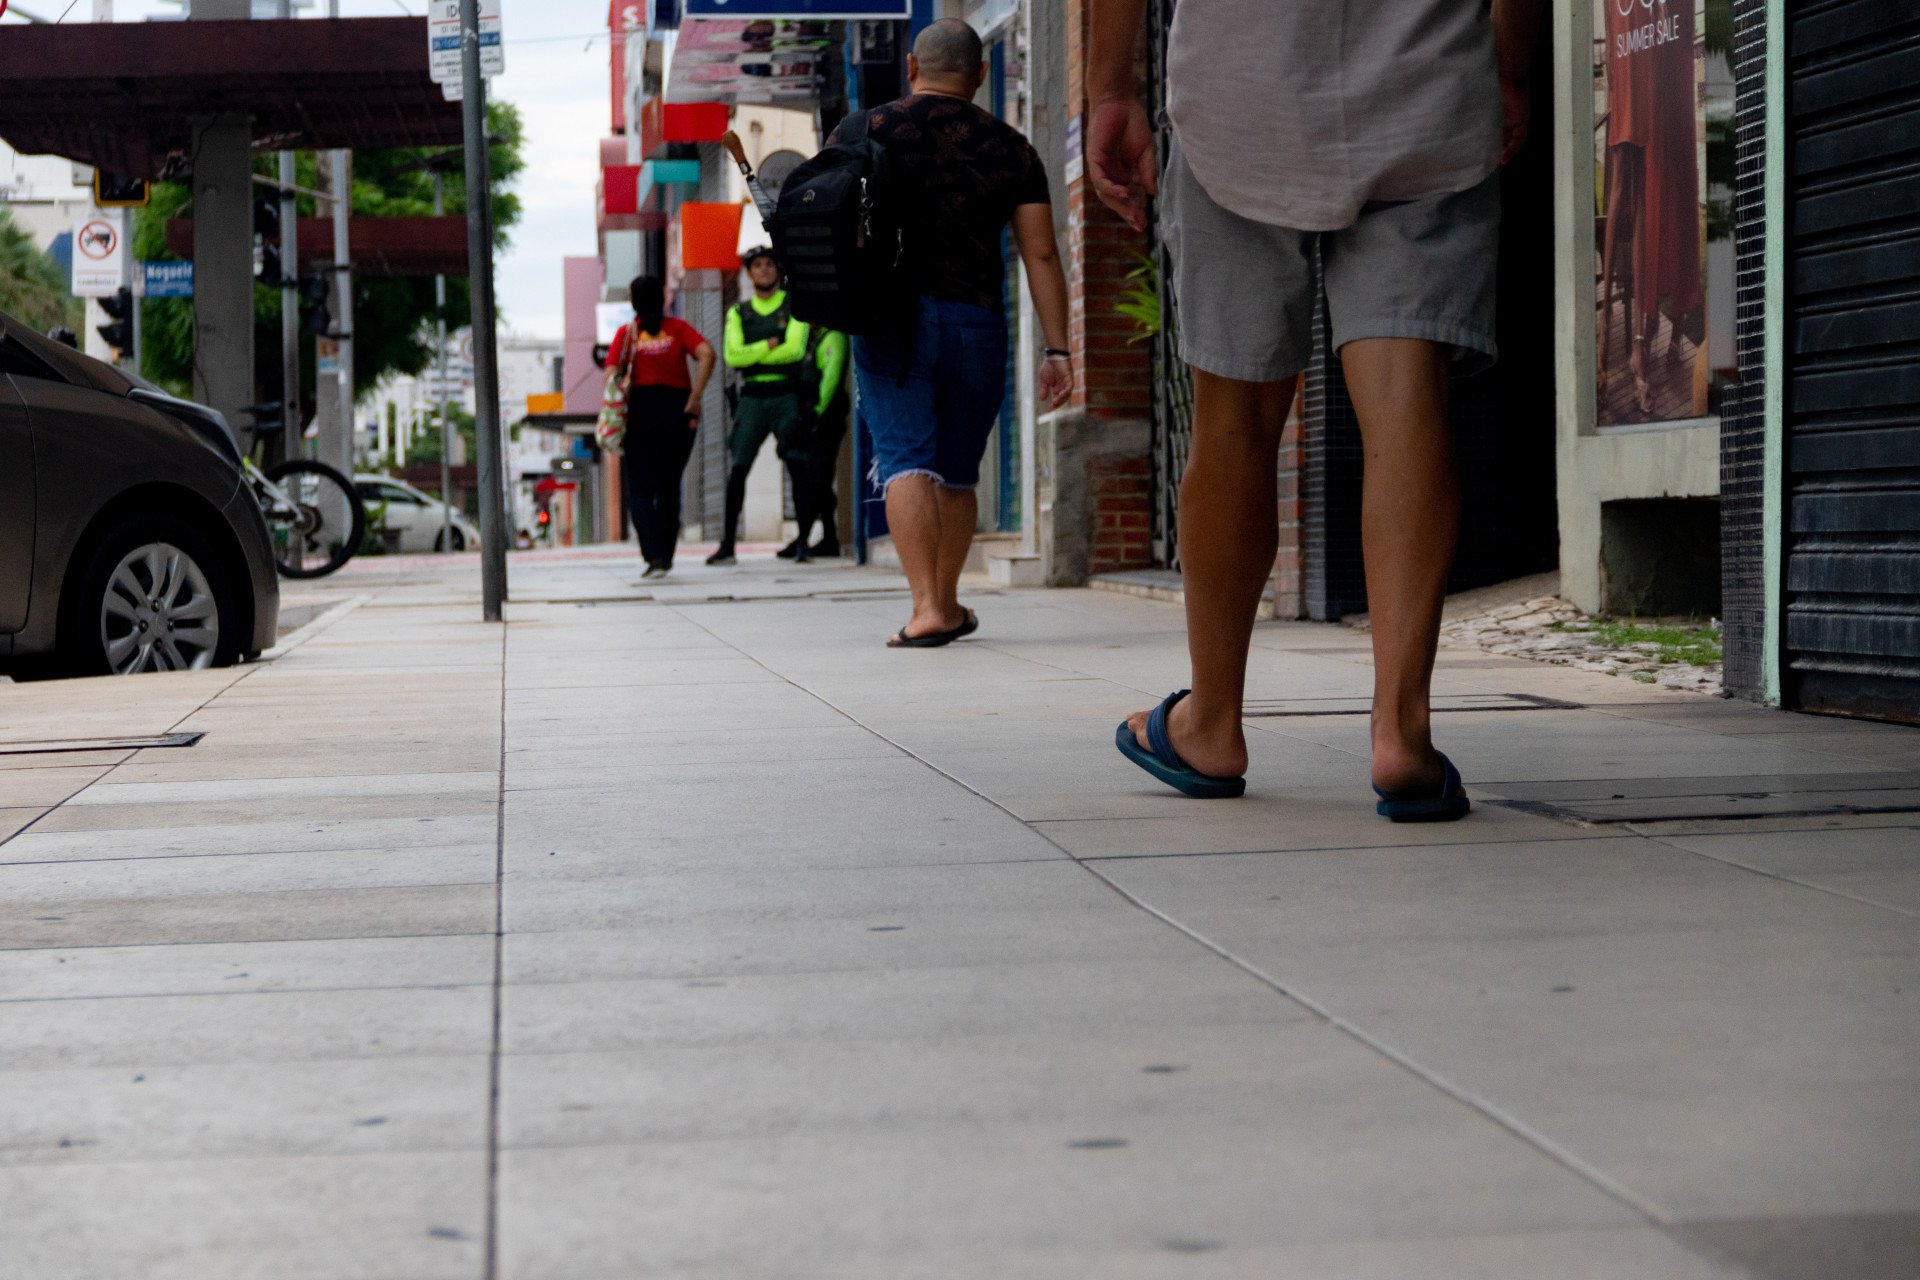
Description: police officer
xmin=709 ymin=246 xmax=814 ymax=566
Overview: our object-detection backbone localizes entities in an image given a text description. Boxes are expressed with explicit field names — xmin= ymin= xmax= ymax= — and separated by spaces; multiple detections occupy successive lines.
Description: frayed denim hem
xmin=874 ymin=464 xmax=977 ymax=494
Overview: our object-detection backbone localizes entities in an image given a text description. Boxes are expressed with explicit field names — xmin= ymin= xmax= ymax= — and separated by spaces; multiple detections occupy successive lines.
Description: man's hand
xmin=1088 ymin=97 xmax=1158 ymax=233
xmin=1038 ymin=354 xmax=1073 ymax=410
xmin=1499 ymin=74 xmax=1531 ymax=166
xmin=765 ymin=336 xmax=781 ymax=351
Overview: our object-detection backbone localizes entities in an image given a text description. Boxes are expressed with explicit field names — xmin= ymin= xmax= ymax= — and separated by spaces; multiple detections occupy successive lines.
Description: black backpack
xmin=769 ymin=110 xmax=908 ymax=335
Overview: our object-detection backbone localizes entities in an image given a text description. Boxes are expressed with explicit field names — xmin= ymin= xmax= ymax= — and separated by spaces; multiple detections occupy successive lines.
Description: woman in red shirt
xmin=608 ymin=275 xmax=716 ymax=576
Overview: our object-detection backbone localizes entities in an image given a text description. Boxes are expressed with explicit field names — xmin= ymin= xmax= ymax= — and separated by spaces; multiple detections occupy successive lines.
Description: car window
xmin=385 ymin=485 xmax=426 ymax=504
xmin=0 ymin=331 xmax=64 ymax=384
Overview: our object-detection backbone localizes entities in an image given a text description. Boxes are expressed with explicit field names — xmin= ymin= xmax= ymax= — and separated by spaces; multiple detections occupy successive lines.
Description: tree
xmin=0 ymin=209 xmax=81 ymax=334
xmin=131 ymin=101 xmax=526 ymax=408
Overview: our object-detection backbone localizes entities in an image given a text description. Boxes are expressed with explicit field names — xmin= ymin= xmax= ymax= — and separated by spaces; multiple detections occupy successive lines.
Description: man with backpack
xmin=709 ymin=246 xmax=816 ymax=566
xmin=1089 ymin=0 xmax=1540 ymax=812
xmin=789 ymin=18 xmax=1072 ymax=646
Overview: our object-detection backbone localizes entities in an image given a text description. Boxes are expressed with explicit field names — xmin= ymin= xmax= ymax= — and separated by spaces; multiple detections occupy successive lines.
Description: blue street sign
xmin=683 ymin=0 xmax=911 ymax=17
xmin=141 ymin=260 xmax=193 ymax=299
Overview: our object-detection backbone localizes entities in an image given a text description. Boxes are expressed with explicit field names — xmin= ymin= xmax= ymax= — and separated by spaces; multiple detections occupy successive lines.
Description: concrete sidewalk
xmin=2 ymin=549 xmax=1916 ymax=1279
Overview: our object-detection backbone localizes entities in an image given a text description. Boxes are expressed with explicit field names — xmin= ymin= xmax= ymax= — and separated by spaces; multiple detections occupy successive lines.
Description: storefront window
xmin=1593 ymin=0 xmax=1736 ymax=426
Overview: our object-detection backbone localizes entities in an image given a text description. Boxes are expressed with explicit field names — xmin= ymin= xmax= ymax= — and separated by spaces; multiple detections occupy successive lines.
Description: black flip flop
xmin=1372 ymin=751 xmax=1472 ymax=822
xmin=886 ymin=609 xmax=977 ymax=649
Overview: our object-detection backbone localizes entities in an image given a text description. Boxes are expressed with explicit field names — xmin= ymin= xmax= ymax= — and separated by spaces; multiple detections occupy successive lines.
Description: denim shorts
xmin=1163 ymin=137 xmax=1500 ymax=383
xmin=854 ymin=297 xmax=1007 ymax=491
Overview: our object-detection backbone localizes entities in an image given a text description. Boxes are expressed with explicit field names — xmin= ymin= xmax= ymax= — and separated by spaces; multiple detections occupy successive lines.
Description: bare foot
xmin=1127 ymin=696 xmax=1249 ymax=779
xmin=1370 ymin=738 xmax=1445 ymax=795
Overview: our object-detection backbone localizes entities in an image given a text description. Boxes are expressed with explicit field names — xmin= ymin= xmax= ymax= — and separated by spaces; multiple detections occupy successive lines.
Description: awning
xmin=0 ymin=18 xmax=463 ymax=179
xmin=164 ymin=216 xmax=469 ymax=278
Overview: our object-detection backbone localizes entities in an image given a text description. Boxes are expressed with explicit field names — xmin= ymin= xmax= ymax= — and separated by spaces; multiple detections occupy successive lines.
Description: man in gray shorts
xmin=1091 ymin=0 xmax=1540 ymax=814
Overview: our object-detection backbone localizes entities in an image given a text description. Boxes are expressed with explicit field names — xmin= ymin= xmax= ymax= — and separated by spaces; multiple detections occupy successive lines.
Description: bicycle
xmin=239 ymin=402 xmax=366 ymax=579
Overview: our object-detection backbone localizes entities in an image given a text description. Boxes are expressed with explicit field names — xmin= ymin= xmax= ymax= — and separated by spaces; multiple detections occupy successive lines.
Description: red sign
xmin=664 ymin=103 xmax=729 ymax=143
xmin=602 ymin=165 xmax=643 ymax=216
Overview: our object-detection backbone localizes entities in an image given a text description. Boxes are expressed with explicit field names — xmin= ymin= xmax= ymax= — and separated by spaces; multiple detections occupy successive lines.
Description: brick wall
xmin=1088 ymin=453 xmax=1153 ymax=575
xmin=1059 ymin=0 xmax=1155 ymax=575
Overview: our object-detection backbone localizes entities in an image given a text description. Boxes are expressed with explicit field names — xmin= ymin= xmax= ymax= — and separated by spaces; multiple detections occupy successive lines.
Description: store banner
xmin=678 ymin=202 xmax=744 ymax=272
xmin=1592 ymin=0 xmax=1735 ymax=426
xmin=683 ymin=0 xmax=908 ymax=15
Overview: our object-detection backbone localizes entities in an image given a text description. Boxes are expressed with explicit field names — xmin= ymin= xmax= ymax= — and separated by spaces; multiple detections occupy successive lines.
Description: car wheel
xmin=63 ymin=512 xmax=244 ymax=676
xmin=435 ymin=527 xmax=467 ymax=552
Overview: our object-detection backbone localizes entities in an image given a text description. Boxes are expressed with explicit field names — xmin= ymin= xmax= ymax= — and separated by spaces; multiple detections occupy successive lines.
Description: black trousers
xmin=622 ymin=385 xmax=697 ymax=567
xmin=804 ymin=393 xmax=850 ymax=543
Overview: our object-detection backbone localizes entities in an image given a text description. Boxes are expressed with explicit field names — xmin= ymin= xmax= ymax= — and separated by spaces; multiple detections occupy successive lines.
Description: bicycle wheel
xmin=263 ymin=459 xmax=365 ymax=578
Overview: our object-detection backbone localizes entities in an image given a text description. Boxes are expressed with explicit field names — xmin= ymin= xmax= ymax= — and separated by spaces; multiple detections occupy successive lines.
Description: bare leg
xmin=1339 ymin=337 xmax=1457 ymax=794
xmin=933 ymin=485 xmax=977 ymax=620
xmin=885 ymin=474 xmax=966 ymax=639
xmin=1127 ymin=368 xmax=1295 ymax=779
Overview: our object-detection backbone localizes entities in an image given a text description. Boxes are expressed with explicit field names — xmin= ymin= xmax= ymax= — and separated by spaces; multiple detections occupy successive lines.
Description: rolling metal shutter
xmin=1783 ymin=0 xmax=1920 ymax=722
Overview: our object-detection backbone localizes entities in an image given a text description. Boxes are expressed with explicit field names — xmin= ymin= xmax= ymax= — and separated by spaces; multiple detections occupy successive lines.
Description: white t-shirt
xmin=1166 ymin=0 xmax=1503 ymax=231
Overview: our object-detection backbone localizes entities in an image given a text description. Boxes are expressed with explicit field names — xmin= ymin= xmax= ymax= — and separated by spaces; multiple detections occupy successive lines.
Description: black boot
xmin=776 ymin=536 xmax=805 ymax=560
xmin=809 ymin=538 xmax=842 ymax=558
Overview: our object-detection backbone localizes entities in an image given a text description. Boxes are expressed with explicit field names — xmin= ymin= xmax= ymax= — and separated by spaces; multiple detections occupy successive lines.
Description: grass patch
xmin=1547 ymin=618 xmax=1722 ymax=667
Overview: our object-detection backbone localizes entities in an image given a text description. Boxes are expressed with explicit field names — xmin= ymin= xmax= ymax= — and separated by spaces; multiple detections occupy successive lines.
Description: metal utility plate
xmin=1244 ymin=693 xmax=1578 ymax=718
xmin=1485 ymin=771 xmax=1920 ymax=824
xmin=0 ymin=732 xmax=204 ymax=756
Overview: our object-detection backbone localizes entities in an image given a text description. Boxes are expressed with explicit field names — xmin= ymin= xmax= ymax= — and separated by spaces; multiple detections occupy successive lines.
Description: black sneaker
xmin=809 ymin=540 xmax=842 ymax=558
xmin=775 ymin=537 xmax=805 ymax=560
xmin=705 ymin=548 xmax=736 ymax=567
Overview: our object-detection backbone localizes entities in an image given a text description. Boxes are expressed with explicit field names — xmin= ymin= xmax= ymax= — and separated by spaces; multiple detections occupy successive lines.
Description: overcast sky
xmin=91 ymin=0 xmax=616 ymax=339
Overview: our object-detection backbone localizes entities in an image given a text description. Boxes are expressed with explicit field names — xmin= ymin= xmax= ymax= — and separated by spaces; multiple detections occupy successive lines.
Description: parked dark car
xmin=0 ymin=309 xmax=279 ymax=678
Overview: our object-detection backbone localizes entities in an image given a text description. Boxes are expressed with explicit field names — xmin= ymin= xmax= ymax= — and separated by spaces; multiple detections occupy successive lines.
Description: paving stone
xmin=0 ymin=1151 xmax=486 ymax=1280
xmin=500 ymin=956 xmax=1305 ymax=1055
xmin=0 ymin=882 xmax=496 ymax=950
xmin=0 ymin=1054 xmax=490 ymax=1166
xmin=0 ymin=934 xmax=493 ymax=1001
xmin=0 ymin=984 xmax=492 ymax=1070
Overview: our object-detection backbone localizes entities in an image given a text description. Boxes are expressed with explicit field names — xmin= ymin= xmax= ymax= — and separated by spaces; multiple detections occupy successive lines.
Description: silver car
xmin=0 ymin=309 xmax=280 ymax=678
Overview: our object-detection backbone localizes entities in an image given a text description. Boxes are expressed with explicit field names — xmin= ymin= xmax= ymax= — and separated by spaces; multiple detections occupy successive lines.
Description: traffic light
xmin=93 ymin=170 xmax=149 ymax=208
xmin=297 ymin=274 xmax=332 ymax=335
xmin=253 ymin=195 xmax=284 ymax=286
xmin=96 ymin=287 xmax=133 ymax=354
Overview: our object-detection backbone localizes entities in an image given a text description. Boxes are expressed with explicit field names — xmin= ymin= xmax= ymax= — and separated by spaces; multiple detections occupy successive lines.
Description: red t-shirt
xmin=608 ymin=316 xmax=707 ymax=391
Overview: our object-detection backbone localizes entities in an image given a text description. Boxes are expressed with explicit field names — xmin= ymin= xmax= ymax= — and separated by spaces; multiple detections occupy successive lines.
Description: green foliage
xmin=131 ymin=100 xmax=526 ymax=407
xmin=404 ymin=402 xmax=477 ymax=468
xmin=0 ymin=208 xmax=82 ymax=334
xmin=1115 ymin=253 xmax=1160 ymax=344
xmin=1548 ymin=617 xmax=1723 ymax=666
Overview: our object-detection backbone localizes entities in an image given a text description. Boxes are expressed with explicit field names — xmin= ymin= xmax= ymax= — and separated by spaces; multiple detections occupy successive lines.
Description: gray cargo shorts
xmin=1162 ymin=137 xmax=1500 ymax=383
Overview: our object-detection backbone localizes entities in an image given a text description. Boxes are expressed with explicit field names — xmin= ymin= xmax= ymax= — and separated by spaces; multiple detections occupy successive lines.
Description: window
xmin=0 ymin=333 xmax=65 ymax=384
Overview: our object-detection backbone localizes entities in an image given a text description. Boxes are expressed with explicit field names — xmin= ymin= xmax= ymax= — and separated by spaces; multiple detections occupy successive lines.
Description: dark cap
xmin=741 ymin=245 xmax=778 ymax=267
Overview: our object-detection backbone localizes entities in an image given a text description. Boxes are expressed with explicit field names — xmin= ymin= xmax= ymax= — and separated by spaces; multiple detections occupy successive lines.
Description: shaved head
xmin=912 ymin=18 xmax=983 ymax=77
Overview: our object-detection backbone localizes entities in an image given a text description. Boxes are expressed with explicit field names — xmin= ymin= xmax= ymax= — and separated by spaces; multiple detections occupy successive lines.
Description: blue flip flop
xmin=1373 ymin=751 xmax=1472 ymax=822
xmin=1114 ymin=689 xmax=1247 ymax=799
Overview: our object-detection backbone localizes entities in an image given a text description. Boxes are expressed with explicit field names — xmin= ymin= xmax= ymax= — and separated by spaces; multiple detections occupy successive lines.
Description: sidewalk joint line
xmin=1634 ymin=829 xmax=1920 ymax=920
xmin=665 ymin=608 xmax=1679 ymax=1232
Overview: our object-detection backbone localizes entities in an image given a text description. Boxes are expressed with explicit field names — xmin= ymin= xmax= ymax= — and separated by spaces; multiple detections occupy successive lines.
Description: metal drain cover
xmin=1245 ymin=693 xmax=1578 ymax=718
xmin=1484 ymin=771 xmax=1920 ymax=824
xmin=0 ymin=731 xmax=204 ymax=756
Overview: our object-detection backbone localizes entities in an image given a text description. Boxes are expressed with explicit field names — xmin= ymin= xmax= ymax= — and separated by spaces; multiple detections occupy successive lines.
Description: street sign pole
xmin=461 ymin=0 xmax=506 ymax=619
xmin=434 ymin=168 xmax=453 ymax=556
xmin=278 ymin=0 xmax=299 ymax=463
